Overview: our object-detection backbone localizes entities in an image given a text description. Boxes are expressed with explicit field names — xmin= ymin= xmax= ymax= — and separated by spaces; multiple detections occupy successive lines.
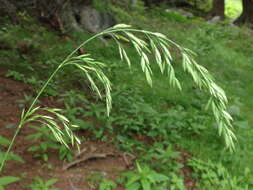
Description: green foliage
xmin=140 ymin=143 xmax=182 ymax=172
xmin=59 ymin=91 xmax=91 ymax=131
xmin=84 ymin=103 xmax=114 ymax=139
xmin=1 ymin=3 xmax=253 ymax=188
xmin=6 ymin=70 xmax=30 ymax=82
xmin=167 ymin=173 xmax=186 ymax=190
xmin=107 ymin=0 xmax=146 ymax=21
xmin=30 ymin=177 xmax=59 ymax=190
xmin=136 ymin=143 xmax=186 ymax=190
xmin=0 ymin=176 xmax=20 ymax=190
xmin=99 ymin=179 xmax=117 ymax=190
xmin=0 ymin=3 xmax=253 ymax=188
xmin=151 ymin=9 xmax=189 ymax=23
xmin=59 ymin=91 xmax=113 ymax=139
xmin=165 ymin=21 xmax=253 ymax=178
xmin=86 ymin=171 xmax=115 ymax=189
xmin=111 ymin=24 xmax=234 ymax=149
xmin=121 ymin=162 xmax=169 ymax=190
xmin=6 ymin=70 xmax=58 ymax=96
xmin=92 ymin=0 xmax=110 ymax=11
xmin=185 ymin=0 xmax=211 ymax=11
xmin=110 ymin=86 xmax=212 ymax=141
xmin=3 ymin=13 xmax=252 ymax=190
xmin=26 ymin=126 xmax=59 ymax=162
xmin=26 ymin=126 xmax=73 ymax=162
xmin=0 ymin=136 xmax=11 ymax=147
xmin=188 ymin=158 xmax=253 ymax=189
xmin=0 ymin=151 xmax=24 ymax=164
xmin=116 ymin=136 xmax=145 ymax=153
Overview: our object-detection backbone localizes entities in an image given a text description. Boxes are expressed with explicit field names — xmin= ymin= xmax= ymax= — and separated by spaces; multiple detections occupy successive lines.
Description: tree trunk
xmin=208 ymin=0 xmax=225 ymax=19
xmin=235 ymin=0 xmax=253 ymax=25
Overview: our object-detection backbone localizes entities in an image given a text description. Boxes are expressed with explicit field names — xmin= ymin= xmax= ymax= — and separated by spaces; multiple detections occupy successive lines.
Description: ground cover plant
xmin=1 ymin=1 xmax=253 ymax=189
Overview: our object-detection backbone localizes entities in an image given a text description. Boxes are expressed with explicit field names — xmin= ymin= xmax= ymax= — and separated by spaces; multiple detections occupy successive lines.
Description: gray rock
xmin=207 ymin=16 xmax=221 ymax=24
xmin=176 ymin=9 xmax=194 ymax=18
xmin=79 ymin=6 xmax=116 ymax=33
xmin=60 ymin=4 xmax=116 ymax=34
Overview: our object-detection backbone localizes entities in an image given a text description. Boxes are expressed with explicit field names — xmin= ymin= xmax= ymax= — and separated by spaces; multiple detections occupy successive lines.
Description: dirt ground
xmin=0 ymin=68 xmax=196 ymax=190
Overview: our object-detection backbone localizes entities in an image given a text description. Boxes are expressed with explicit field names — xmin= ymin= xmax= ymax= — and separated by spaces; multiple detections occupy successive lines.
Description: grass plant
xmin=0 ymin=24 xmax=235 ymax=173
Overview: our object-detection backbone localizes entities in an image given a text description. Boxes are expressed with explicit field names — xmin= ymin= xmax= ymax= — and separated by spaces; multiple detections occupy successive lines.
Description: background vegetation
xmin=0 ymin=0 xmax=253 ymax=189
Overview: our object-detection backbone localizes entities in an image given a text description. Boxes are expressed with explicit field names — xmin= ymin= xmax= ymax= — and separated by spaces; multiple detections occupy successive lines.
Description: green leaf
xmin=0 ymin=152 xmax=24 ymax=163
xmin=45 ymin=178 xmax=58 ymax=186
xmin=126 ymin=174 xmax=141 ymax=186
xmin=0 ymin=136 xmax=10 ymax=146
xmin=99 ymin=183 xmax=107 ymax=190
xmin=28 ymin=145 xmax=40 ymax=152
xmin=25 ymin=133 xmax=42 ymax=140
xmin=148 ymin=173 xmax=169 ymax=183
xmin=126 ymin=182 xmax=141 ymax=190
xmin=141 ymin=179 xmax=151 ymax=190
xmin=0 ymin=176 xmax=20 ymax=186
xmin=8 ymin=153 xmax=24 ymax=163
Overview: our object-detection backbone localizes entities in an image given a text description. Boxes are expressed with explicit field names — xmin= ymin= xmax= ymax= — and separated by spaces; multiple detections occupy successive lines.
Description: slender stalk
xmin=0 ymin=124 xmax=21 ymax=171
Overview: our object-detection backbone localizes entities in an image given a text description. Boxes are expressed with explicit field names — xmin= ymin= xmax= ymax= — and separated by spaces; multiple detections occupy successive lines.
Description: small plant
xmin=0 ymin=136 xmax=11 ymax=147
xmin=27 ymin=141 xmax=58 ymax=162
xmin=5 ymin=70 xmax=27 ymax=82
xmin=58 ymin=145 xmax=73 ymax=162
xmin=0 ymin=135 xmax=24 ymax=168
xmin=110 ymin=86 xmax=213 ymax=140
xmin=141 ymin=143 xmax=183 ymax=173
xmin=188 ymin=158 xmax=252 ymax=190
xmin=168 ymin=173 xmax=186 ymax=190
xmin=86 ymin=171 xmax=108 ymax=189
xmin=30 ymin=177 xmax=59 ymax=190
xmin=26 ymin=126 xmax=73 ymax=162
xmin=0 ymin=176 xmax=20 ymax=190
xmin=16 ymin=94 xmax=38 ymax=109
xmin=1 ymin=24 xmax=235 ymax=172
xmin=59 ymin=90 xmax=89 ymax=107
xmin=99 ymin=179 xmax=117 ymax=190
xmin=121 ymin=162 xmax=169 ymax=190
xmin=0 ymin=151 xmax=24 ymax=164
xmin=138 ymin=143 xmax=186 ymax=190
xmin=5 ymin=70 xmax=38 ymax=86
xmin=84 ymin=103 xmax=115 ymax=139
xmin=26 ymin=126 xmax=58 ymax=162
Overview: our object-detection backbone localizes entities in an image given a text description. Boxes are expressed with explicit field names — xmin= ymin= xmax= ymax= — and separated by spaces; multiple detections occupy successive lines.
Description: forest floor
xmin=0 ymin=70 xmax=196 ymax=190
xmin=0 ymin=69 xmax=127 ymax=190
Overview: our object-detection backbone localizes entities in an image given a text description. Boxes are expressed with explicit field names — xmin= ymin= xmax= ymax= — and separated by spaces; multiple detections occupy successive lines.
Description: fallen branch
xmin=63 ymin=152 xmax=114 ymax=170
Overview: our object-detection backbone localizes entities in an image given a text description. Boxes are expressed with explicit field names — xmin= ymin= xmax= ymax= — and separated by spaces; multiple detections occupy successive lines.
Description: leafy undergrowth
xmin=1 ymin=5 xmax=253 ymax=190
xmin=0 ymin=72 xmax=195 ymax=190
